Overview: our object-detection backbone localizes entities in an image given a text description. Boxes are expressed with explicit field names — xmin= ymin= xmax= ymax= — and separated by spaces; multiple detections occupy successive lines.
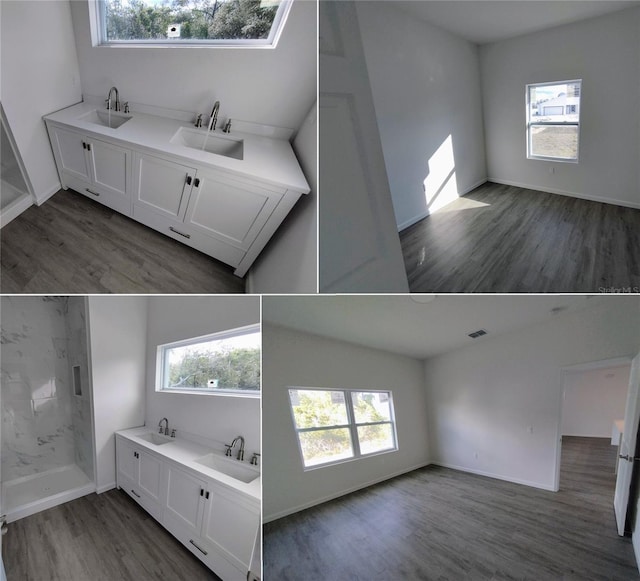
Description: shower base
xmin=2 ymin=464 xmax=94 ymax=523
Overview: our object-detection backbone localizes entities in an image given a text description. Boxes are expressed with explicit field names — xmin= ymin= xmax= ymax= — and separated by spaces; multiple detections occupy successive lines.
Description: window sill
xmin=158 ymin=388 xmax=260 ymax=398
xmin=527 ymin=155 xmax=579 ymax=164
xmin=302 ymin=447 xmax=398 ymax=472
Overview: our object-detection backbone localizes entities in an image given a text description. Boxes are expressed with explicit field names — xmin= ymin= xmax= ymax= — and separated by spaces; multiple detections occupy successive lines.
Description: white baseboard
xmin=633 ymin=527 xmax=640 ymax=573
xmin=35 ymin=182 xmax=61 ymax=206
xmin=397 ymin=177 xmax=488 ymax=232
xmin=96 ymin=482 xmax=116 ymax=494
xmin=0 ymin=194 xmax=33 ymax=228
xmin=432 ymin=461 xmax=556 ymax=491
xmin=263 ymin=461 xmax=431 ymax=523
xmin=487 ymin=177 xmax=640 ymax=210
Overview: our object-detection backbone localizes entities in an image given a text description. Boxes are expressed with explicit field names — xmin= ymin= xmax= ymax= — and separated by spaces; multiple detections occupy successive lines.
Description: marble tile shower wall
xmin=65 ymin=297 xmax=93 ymax=481
xmin=1 ymin=297 xmax=76 ymax=481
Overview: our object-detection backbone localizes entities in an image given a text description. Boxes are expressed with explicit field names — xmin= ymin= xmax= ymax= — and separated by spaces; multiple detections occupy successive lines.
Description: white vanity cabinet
xmin=116 ymin=436 xmax=165 ymax=521
xmin=47 ymin=125 xmax=132 ymax=215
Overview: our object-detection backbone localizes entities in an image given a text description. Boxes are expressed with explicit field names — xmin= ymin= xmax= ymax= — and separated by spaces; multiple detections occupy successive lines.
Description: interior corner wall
xmin=423 ymin=297 xmax=640 ymax=491
xmin=480 ymin=7 xmax=640 ymax=208
xmin=262 ymin=324 xmax=430 ymax=522
xmin=561 ymin=365 xmax=630 ymax=437
xmin=355 ymin=2 xmax=487 ymax=230
xmin=69 ymin=0 xmax=316 ymax=132
xmin=88 ymin=296 xmax=148 ymax=493
xmin=0 ymin=0 xmax=82 ymax=201
xmin=145 ymin=297 xmax=261 ymax=456
xmin=247 ymin=101 xmax=317 ymax=293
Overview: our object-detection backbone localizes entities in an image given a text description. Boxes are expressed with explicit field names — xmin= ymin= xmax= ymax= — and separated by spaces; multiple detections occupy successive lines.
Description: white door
xmin=165 ymin=465 xmax=206 ymax=535
xmin=51 ymin=126 xmax=91 ymax=182
xmin=87 ymin=138 xmax=131 ymax=199
xmin=614 ymin=352 xmax=640 ymax=536
xmin=319 ymin=1 xmax=409 ymax=293
xmin=138 ymin=450 xmax=163 ymax=503
xmin=117 ymin=438 xmax=138 ymax=484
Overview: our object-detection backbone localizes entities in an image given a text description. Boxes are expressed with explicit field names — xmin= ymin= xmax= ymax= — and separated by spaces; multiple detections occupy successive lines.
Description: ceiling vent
xmin=468 ymin=329 xmax=487 ymax=339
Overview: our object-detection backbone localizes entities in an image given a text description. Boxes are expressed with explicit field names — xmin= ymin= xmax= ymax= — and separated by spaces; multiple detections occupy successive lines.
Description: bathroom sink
xmin=170 ymin=127 xmax=244 ymax=160
xmin=137 ymin=432 xmax=173 ymax=446
xmin=194 ymin=453 xmax=259 ymax=483
xmin=79 ymin=109 xmax=132 ymax=129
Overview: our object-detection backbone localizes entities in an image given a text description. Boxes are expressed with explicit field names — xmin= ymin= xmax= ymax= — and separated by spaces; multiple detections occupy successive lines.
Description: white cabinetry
xmin=48 ymin=125 xmax=132 ymax=215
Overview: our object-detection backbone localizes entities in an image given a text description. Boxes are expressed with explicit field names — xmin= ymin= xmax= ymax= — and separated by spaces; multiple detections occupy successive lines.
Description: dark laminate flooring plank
xmin=3 ymin=489 xmax=219 ymax=581
xmin=264 ymin=436 xmax=637 ymax=581
xmin=0 ymin=189 xmax=245 ymax=294
xmin=400 ymin=183 xmax=640 ymax=293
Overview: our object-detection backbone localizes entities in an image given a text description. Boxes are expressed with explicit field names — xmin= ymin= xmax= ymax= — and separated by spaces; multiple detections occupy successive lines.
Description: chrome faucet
xmin=106 ymin=86 xmax=121 ymax=112
xmin=229 ymin=435 xmax=245 ymax=461
xmin=158 ymin=417 xmax=169 ymax=436
xmin=208 ymin=100 xmax=220 ymax=132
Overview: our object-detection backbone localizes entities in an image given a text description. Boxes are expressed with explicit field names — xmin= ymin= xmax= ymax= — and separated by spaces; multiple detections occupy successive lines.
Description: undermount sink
xmin=137 ymin=432 xmax=173 ymax=446
xmin=170 ymin=127 xmax=244 ymax=160
xmin=194 ymin=453 xmax=259 ymax=483
xmin=79 ymin=109 xmax=132 ymax=129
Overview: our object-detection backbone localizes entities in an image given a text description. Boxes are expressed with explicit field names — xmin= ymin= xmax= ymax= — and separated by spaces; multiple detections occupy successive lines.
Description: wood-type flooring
xmin=263 ymin=436 xmax=638 ymax=580
xmin=0 ymin=189 xmax=245 ymax=293
xmin=400 ymin=183 xmax=640 ymax=293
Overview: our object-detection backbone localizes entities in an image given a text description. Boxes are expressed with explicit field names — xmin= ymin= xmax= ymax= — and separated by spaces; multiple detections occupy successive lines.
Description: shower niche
xmin=1 ymin=296 xmax=96 ymax=522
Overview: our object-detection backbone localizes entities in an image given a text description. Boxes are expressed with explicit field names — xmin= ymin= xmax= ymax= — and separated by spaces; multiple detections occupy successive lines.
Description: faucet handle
xmin=171 ymin=429 xmax=176 ymax=438
xmin=250 ymin=453 xmax=260 ymax=466
xmin=223 ymin=119 xmax=232 ymax=133
xmin=105 ymin=98 xmax=110 ymax=110
xmin=158 ymin=426 xmax=164 ymax=434
xmin=195 ymin=113 xmax=203 ymax=128
xmin=123 ymin=102 xmax=130 ymax=114
xmin=224 ymin=444 xmax=233 ymax=457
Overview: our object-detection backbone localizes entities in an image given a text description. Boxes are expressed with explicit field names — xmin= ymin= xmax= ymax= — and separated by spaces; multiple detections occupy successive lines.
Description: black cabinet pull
xmin=186 ymin=175 xmax=192 ymax=185
xmin=189 ymin=539 xmax=208 ymax=555
xmin=131 ymin=489 xmax=140 ymax=498
xmin=205 ymin=491 xmax=210 ymax=500
xmin=82 ymin=141 xmax=86 ymax=150
xmin=194 ymin=178 xmax=200 ymax=187
xmin=87 ymin=142 xmax=91 ymax=151
xmin=169 ymin=226 xmax=191 ymax=239
xmin=200 ymin=488 xmax=204 ymax=497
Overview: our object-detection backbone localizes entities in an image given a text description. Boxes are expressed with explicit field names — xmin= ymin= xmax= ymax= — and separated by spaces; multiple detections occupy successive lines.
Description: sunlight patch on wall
xmin=423 ymin=135 xmax=458 ymax=213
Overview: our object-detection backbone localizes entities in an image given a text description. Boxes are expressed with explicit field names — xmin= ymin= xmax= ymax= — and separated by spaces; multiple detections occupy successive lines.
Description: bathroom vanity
xmin=116 ymin=427 xmax=260 ymax=581
xmin=44 ymin=103 xmax=310 ymax=277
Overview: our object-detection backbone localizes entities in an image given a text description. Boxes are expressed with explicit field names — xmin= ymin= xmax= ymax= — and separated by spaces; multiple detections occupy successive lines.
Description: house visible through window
xmin=526 ymin=79 xmax=582 ymax=161
xmin=97 ymin=0 xmax=293 ymax=47
xmin=157 ymin=324 xmax=260 ymax=395
xmin=288 ymin=388 xmax=398 ymax=469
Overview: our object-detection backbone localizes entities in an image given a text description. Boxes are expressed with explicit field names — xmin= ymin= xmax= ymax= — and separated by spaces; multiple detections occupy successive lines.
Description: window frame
xmin=90 ymin=0 xmax=294 ymax=49
xmin=288 ymin=387 xmax=398 ymax=471
xmin=526 ymin=79 xmax=582 ymax=163
xmin=155 ymin=323 xmax=261 ymax=398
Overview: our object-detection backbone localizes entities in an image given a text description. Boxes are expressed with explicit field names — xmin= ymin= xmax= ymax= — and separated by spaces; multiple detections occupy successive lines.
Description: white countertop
xmin=45 ymin=102 xmax=310 ymax=194
xmin=117 ymin=426 xmax=260 ymax=503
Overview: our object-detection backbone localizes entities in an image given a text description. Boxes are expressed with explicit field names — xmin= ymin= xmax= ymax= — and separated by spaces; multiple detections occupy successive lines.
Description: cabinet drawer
xmin=132 ymin=204 xmax=246 ymax=268
xmin=63 ymin=172 xmax=132 ymax=217
xmin=123 ymin=481 xmax=164 ymax=522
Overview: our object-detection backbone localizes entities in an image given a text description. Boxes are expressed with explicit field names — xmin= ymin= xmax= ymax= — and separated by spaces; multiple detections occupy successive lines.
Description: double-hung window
xmin=526 ymin=80 xmax=582 ymax=162
xmin=288 ymin=388 xmax=398 ymax=469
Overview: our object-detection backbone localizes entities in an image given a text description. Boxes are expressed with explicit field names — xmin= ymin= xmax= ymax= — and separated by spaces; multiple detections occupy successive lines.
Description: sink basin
xmin=170 ymin=127 xmax=244 ymax=160
xmin=194 ymin=453 xmax=259 ymax=483
xmin=79 ymin=109 xmax=132 ymax=129
xmin=137 ymin=432 xmax=173 ymax=446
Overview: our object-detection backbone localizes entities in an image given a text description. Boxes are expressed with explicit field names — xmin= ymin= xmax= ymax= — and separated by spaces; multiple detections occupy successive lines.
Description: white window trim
xmin=288 ymin=387 xmax=399 ymax=471
xmin=89 ymin=0 xmax=293 ymax=49
xmin=155 ymin=323 xmax=260 ymax=397
xmin=526 ymin=79 xmax=582 ymax=163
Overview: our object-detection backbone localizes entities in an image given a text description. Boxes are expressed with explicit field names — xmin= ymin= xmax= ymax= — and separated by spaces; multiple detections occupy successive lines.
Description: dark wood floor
xmin=0 ymin=189 xmax=245 ymax=293
xmin=400 ymin=183 xmax=640 ymax=293
xmin=2 ymin=488 xmax=219 ymax=581
xmin=263 ymin=436 xmax=638 ymax=580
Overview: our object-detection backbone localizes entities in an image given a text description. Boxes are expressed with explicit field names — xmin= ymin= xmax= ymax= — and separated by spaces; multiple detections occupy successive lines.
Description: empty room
xmin=319 ymin=1 xmax=640 ymax=293
xmin=262 ymin=295 xmax=640 ymax=579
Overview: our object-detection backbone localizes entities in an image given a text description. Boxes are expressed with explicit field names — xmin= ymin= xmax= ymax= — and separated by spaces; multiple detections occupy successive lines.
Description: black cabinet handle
xmin=189 ymin=539 xmax=208 ymax=555
xmin=186 ymin=175 xmax=192 ymax=185
xmin=200 ymin=488 xmax=204 ymax=497
xmin=194 ymin=178 xmax=200 ymax=187
xmin=86 ymin=142 xmax=91 ymax=151
xmin=169 ymin=226 xmax=191 ymax=239
xmin=82 ymin=141 xmax=86 ymax=150
xmin=205 ymin=491 xmax=210 ymax=500
xmin=131 ymin=489 xmax=140 ymax=498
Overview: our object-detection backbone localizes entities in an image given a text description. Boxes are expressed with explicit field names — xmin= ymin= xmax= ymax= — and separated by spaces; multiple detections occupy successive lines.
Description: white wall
xmin=248 ymin=101 xmax=317 ymax=293
xmin=480 ymin=7 xmax=640 ymax=208
xmin=88 ymin=296 xmax=148 ymax=493
xmin=262 ymin=324 xmax=430 ymax=522
xmin=424 ymin=297 xmax=640 ymax=491
xmin=0 ymin=0 xmax=81 ymax=201
xmin=145 ymin=297 xmax=261 ymax=457
xmin=356 ymin=2 xmax=487 ymax=230
xmin=561 ymin=365 xmax=630 ymax=437
xmin=69 ymin=0 xmax=316 ymax=132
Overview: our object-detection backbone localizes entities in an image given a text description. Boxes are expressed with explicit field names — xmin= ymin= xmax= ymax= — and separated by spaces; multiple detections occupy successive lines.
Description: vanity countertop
xmin=45 ymin=102 xmax=310 ymax=194
xmin=116 ymin=426 xmax=260 ymax=503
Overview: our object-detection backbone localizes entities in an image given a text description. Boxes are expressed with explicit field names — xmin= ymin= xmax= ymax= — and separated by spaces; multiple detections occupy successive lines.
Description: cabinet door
xmin=201 ymin=484 xmax=260 ymax=571
xmin=116 ymin=439 xmax=138 ymax=484
xmin=133 ymin=153 xmax=195 ymax=220
xmin=87 ymin=138 xmax=131 ymax=199
xmin=50 ymin=126 xmax=90 ymax=182
xmin=138 ymin=450 xmax=163 ymax=503
xmin=184 ymin=168 xmax=283 ymax=251
xmin=165 ymin=464 xmax=206 ymax=535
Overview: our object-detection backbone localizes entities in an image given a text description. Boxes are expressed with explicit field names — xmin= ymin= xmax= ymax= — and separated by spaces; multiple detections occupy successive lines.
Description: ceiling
xmin=262 ymin=295 xmax=612 ymax=360
xmin=393 ymin=1 xmax=640 ymax=45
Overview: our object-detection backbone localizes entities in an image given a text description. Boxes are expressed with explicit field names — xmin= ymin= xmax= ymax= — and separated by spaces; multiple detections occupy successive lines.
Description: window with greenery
xmin=97 ymin=0 xmax=292 ymax=47
xmin=157 ymin=325 xmax=260 ymax=395
xmin=526 ymin=80 xmax=582 ymax=162
xmin=288 ymin=388 xmax=397 ymax=469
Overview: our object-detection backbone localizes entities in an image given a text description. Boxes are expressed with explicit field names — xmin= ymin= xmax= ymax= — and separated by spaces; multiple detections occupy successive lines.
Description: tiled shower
xmin=1 ymin=296 xmax=96 ymax=521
